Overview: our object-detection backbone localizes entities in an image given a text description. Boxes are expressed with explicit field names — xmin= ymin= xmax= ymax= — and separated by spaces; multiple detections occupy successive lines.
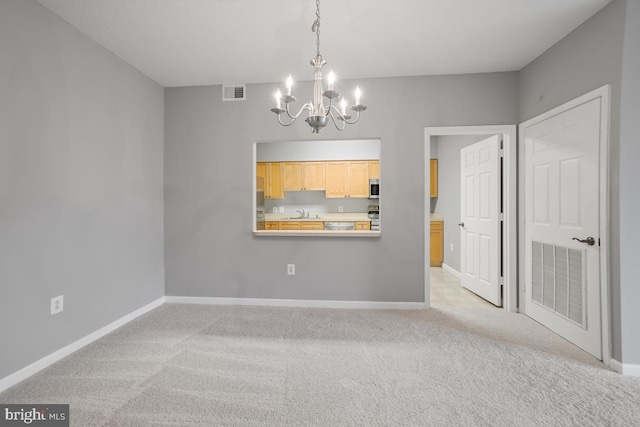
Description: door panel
xmin=522 ymin=98 xmax=601 ymax=359
xmin=460 ymin=135 xmax=501 ymax=306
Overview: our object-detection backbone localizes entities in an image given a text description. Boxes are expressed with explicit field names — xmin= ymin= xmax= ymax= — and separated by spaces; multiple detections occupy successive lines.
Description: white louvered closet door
xmin=522 ymin=97 xmax=602 ymax=359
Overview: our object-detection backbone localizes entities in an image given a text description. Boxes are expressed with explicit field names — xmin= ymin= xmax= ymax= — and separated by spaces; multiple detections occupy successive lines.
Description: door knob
xmin=458 ymin=222 xmax=464 ymax=227
xmin=572 ymin=237 xmax=595 ymax=246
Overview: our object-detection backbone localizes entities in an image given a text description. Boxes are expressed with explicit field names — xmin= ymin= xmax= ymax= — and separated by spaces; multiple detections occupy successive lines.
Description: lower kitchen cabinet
xmin=355 ymin=221 xmax=370 ymax=230
xmin=430 ymin=221 xmax=443 ymax=267
xmin=277 ymin=221 xmax=324 ymax=231
xmin=265 ymin=221 xmax=279 ymax=230
xmin=278 ymin=221 xmax=300 ymax=230
xmin=299 ymin=221 xmax=324 ymax=230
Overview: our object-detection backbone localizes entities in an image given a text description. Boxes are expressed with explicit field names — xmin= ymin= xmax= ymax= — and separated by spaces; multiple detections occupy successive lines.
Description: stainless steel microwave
xmin=369 ymin=179 xmax=379 ymax=199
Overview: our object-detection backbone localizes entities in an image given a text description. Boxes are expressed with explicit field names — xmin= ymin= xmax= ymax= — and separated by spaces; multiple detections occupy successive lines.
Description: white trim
xmin=441 ymin=263 xmax=461 ymax=279
xmin=165 ymin=296 xmax=426 ymax=310
xmin=609 ymin=359 xmax=640 ymax=377
xmin=424 ymin=125 xmax=518 ymax=312
xmin=518 ymin=85 xmax=611 ymax=366
xmin=0 ymin=297 xmax=165 ymax=393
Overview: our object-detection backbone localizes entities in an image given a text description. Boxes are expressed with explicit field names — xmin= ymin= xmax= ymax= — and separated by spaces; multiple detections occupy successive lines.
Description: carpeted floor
xmin=2 ymin=303 xmax=639 ymax=426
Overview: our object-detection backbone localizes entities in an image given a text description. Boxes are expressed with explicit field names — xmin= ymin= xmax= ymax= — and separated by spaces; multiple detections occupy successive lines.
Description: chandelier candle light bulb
xmin=286 ymin=75 xmax=293 ymax=96
xmin=275 ymin=90 xmax=282 ymax=109
xmin=270 ymin=0 xmax=366 ymax=133
xmin=328 ymin=70 xmax=335 ymax=91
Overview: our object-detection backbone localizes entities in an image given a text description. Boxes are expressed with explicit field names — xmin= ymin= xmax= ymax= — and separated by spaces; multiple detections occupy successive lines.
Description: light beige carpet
xmin=1 ymin=304 xmax=639 ymax=426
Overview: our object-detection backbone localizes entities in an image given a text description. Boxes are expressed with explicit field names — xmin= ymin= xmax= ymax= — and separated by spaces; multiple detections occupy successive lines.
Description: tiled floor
xmin=429 ymin=266 xmax=496 ymax=308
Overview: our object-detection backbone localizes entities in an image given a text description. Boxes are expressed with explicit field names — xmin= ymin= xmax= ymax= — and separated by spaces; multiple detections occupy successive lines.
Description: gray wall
xmin=618 ymin=0 xmax=640 ymax=365
xmin=0 ymin=0 xmax=165 ymax=379
xmin=432 ymin=135 xmax=493 ymax=272
xmin=518 ymin=0 xmax=627 ymax=361
xmin=165 ymin=73 xmax=519 ymax=302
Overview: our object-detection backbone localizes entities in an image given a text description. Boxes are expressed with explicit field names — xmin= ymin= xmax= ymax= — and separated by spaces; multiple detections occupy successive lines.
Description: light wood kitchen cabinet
xmin=265 ymin=221 xmax=279 ymax=230
xmin=278 ymin=221 xmax=300 ymax=230
xmin=275 ymin=221 xmax=324 ymax=231
xmin=282 ymin=162 xmax=303 ymax=191
xmin=299 ymin=221 xmax=324 ymax=230
xmin=325 ymin=161 xmax=370 ymax=198
xmin=430 ymin=220 xmax=443 ymax=267
xmin=257 ymin=162 xmax=284 ymax=199
xmin=348 ymin=161 xmax=370 ymax=197
xmin=283 ymin=162 xmax=326 ymax=191
xmin=369 ymin=160 xmax=380 ymax=179
xmin=325 ymin=162 xmax=348 ymax=198
xmin=355 ymin=221 xmax=371 ymax=230
xmin=303 ymin=162 xmax=326 ymax=191
xmin=430 ymin=159 xmax=438 ymax=198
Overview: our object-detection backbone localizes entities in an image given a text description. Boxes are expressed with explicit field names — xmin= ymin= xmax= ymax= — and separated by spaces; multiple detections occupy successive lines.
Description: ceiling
xmin=35 ymin=0 xmax=612 ymax=88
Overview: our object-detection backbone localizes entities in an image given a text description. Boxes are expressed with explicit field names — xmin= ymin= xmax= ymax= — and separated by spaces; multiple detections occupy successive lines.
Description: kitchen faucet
xmin=296 ymin=209 xmax=308 ymax=218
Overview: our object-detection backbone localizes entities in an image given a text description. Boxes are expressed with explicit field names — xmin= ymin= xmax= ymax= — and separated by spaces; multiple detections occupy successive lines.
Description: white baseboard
xmin=0 ymin=297 xmax=165 ymax=393
xmin=165 ymin=296 xmax=426 ymax=310
xmin=609 ymin=359 xmax=640 ymax=377
xmin=441 ymin=263 xmax=461 ymax=279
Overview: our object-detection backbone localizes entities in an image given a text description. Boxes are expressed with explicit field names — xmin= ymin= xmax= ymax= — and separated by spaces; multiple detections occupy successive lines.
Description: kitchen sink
xmin=282 ymin=216 xmax=321 ymax=220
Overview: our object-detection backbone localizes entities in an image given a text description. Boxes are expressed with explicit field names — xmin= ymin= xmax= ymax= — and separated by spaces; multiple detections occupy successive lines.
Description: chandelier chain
xmin=313 ymin=0 xmax=321 ymax=57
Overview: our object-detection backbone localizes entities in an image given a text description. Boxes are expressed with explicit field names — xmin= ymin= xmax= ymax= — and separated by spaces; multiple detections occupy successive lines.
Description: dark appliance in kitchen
xmin=368 ymin=205 xmax=380 ymax=231
xmin=369 ymin=179 xmax=379 ymax=199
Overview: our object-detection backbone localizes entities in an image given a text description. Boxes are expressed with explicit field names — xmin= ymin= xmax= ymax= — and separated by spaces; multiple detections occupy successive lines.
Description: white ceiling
xmin=35 ymin=0 xmax=612 ymax=88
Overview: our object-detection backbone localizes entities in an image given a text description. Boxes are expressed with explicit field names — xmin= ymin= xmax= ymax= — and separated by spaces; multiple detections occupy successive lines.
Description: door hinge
xmin=499 ymin=213 xmax=505 ymax=221
xmin=499 ymin=148 xmax=505 ymax=158
xmin=499 ymin=277 xmax=504 ymax=286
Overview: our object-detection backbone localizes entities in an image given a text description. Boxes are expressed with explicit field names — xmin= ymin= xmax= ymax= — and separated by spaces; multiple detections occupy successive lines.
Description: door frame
xmin=518 ymin=85 xmax=611 ymax=365
xmin=424 ymin=125 xmax=518 ymax=312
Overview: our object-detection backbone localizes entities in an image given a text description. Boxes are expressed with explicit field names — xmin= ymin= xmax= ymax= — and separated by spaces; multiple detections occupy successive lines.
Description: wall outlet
xmin=287 ymin=264 xmax=295 ymax=275
xmin=272 ymin=207 xmax=277 ymax=213
xmin=338 ymin=206 xmax=343 ymax=212
xmin=279 ymin=207 xmax=284 ymax=213
xmin=51 ymin=295 xmax=64 ymax=315
xmin=450 ymin=243 xmax=454 ymax=251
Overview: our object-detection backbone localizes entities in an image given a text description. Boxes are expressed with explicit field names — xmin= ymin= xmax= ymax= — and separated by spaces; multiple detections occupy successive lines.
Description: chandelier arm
xmin=285 ymin=102 xmax=313 ymax=120
xmin=342 ymin=110 xmax=362 ymax=125
xmin=276 ymin=114 xmax=298 ymax=127
xmin=328 ymin=109 xmax=347 ymax=131
xmin=327 ymin=103 xmax=360 ymax=125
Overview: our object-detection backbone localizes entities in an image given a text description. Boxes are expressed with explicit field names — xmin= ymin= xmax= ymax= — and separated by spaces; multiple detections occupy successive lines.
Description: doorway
xmin=424 ymin=126 xmax=518 ymax=312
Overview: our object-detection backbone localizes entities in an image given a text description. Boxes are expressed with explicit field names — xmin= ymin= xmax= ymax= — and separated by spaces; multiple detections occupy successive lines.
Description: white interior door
xmin=522 ymin=98 xmax=602 ymax=359
xmin=459 ymin=135 xmax=502 ymax=306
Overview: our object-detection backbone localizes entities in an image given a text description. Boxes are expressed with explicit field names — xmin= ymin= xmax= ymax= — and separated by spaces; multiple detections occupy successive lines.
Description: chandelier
xmin=270 ymin=0 xmax=367 ymax=133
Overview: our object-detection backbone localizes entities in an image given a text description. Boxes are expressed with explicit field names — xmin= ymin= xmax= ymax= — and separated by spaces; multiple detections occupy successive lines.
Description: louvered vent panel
xmin=554 ymin=246 xmax=568 ymax=317
xmin=542 ymin=243 xmax=555 ymax=309
xmin=532 ymin=241 xmax=543 ymax=303
xmin=530 ymin=241 xmax=585 ymax=328
xmin=568 ymin=248 xmax=583 ymax=324
xmin=222 ymin=85 xmax=246 ymax=101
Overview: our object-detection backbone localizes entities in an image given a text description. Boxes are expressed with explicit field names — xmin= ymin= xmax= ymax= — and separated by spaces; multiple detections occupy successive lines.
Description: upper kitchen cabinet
xmin=430 ymin=159 xmax=438 ymax=198
xmin=325 ymin=161 xmax=369 ymax=198
xmin=283 ymin=162 xmax=326 ymax=191
xmin=257 ymin=162 xmax=284 ymax=199
xmin=303 ymin=162 xmax=326 ymax=191
xmin=369 ymin=160 xmax=380 ymax=179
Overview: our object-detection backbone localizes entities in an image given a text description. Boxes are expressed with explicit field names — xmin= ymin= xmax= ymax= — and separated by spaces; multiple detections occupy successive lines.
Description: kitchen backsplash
xmin=263 ymin=190 xmax=372 ymax=214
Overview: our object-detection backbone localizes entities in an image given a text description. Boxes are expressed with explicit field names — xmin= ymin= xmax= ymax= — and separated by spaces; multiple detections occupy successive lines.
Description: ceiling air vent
xmin=222 ymin=84 xmax=246 ymax=101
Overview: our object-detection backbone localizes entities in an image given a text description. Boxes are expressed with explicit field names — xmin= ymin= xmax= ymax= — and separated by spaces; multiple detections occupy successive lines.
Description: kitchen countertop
xmin=265 ymin=213 xmax=370 ymax=222
xmin=430 ymin=213 xmax=444 ymax=222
